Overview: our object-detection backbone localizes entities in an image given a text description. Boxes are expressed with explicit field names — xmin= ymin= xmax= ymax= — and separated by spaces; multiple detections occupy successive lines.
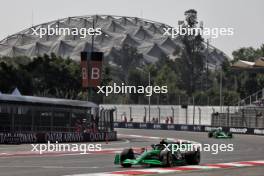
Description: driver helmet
xmin=160 ymin=138 xmax=168 ymax=145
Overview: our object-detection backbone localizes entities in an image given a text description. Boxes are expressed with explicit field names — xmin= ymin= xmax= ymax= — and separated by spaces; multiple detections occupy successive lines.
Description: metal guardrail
xmin=237 ymin=88 xmax=264 ymax=109
xmin=212 ymin=107 xmax=264 ymax=128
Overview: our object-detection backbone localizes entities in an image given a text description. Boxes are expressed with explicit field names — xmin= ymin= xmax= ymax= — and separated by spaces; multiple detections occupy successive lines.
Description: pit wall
xmin=0 ymin=131 xmax=117 ymax=144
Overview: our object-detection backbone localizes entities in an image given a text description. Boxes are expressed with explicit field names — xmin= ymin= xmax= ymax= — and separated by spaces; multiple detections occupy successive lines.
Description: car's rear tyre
xmin=208 ymin=132 xmax=213 ymax=138
xmin=120 ymin=148 xmax=134 ymax=168
xmin=160 ymin=150 xmax=173 ymax=167
xmin=185 ymin=150 xmax=200 ymax=165
xmin=227 ymin=132 xmax=233 ymax=138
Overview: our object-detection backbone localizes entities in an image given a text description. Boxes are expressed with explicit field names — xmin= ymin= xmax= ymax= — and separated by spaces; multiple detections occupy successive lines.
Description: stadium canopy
xmin=0 ymin=15 xmax=228 ymax=68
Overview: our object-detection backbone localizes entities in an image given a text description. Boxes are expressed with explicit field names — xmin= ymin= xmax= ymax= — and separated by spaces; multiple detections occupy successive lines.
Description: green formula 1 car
xmin=114 ymin=140 xmax=200 ymax=168
xmin=208 ymin=129 xmax=233 ymax=138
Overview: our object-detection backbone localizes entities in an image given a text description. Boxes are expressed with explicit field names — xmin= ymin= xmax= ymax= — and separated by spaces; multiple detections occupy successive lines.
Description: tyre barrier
xmin=0 ymin=131 xmax=117 ymax=144
xmin=114 ymin=122 xmax=264 ymax=135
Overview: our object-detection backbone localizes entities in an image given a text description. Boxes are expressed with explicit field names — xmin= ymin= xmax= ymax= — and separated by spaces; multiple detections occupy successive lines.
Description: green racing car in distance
xmin=208 ymin=129 xmax=233 ymax=138
xmin=114 ymin=140 xmax=200 ymax=168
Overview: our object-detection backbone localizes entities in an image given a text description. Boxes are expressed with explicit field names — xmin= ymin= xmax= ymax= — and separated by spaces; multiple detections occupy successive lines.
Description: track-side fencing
xmin=101 ymin=104 xmax=237 ymax=125
xmin=212 ymin=107 xmax=264 ymax=128
xmin=114 ymin=122 xmax=264 ymax=135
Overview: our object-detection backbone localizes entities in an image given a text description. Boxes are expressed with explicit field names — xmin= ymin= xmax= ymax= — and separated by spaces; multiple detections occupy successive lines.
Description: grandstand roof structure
xmin=0 ymin=15 xmax=228 ymax=67
xmin=232 ymin=57 xmax=264 ymax=72
xmin=0 ymin=93 xmax=98 ymax=108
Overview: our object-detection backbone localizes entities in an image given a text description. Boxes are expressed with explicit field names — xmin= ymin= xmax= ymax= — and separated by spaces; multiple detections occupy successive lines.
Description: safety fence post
xmin=158 ymin=106 xmax=161 ymax=123
xmin=171 ymin=107 xmax=175 ymax=124
xmin=198 ymin=107 xmax=201 ymax=125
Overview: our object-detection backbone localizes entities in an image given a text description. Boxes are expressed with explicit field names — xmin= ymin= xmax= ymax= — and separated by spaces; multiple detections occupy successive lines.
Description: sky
xmin=0 ymin=0 xmax=263 ymax=58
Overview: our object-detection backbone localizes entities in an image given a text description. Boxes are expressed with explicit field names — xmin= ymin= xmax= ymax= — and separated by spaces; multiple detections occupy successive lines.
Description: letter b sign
xmin=91 ymin=67 xmax=100 ymax=79
xmin=80 ymin=52 xmax=103 ymax=88
xmin=89 ymin=52 xmax=103 ymax=87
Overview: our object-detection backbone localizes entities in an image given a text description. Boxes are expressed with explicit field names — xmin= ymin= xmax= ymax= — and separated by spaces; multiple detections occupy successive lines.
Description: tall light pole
xmin=148 ymin=71 xmax=151 ymax=122
xmin=219 ymin=67 xmax=223 ymax=112
xmin=206 ymin=39 xmax=209 ymax=91
xmin=87 ymin=16 xmax=95 ymax=101
xmin=139 ymin=69 xmax=151 ymax=122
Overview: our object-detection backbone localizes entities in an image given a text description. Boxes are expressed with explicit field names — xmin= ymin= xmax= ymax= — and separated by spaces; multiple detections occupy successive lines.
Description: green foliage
xmin=223 ymin=90 xmax=240 ymax=106
xmin=0 ymin=54 xmax=81 ymax=99
xmin=0 ymin=57 xmax=32 ymax=94
xmin=112 ymin=44 xmax=144 ymax=82
xmin=26 ymin=54 xmax=81 ymax=98
xmin=232 ymin=45 xmax=264 ymax=62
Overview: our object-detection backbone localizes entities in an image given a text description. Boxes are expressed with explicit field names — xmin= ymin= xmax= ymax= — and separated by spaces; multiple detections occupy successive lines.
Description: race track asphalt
xmin=0 ymin=128 xmax=263 ymax=176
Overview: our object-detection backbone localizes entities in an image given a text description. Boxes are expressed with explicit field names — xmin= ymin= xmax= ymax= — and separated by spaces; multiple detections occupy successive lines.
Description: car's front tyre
xmin=185 ymin=150 xmax=200 ymax=165
xmin=160 ymin=150 xmax=173 ymax=167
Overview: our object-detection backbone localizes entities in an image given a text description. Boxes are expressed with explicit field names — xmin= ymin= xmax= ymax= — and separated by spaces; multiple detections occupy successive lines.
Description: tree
xmin=175 ymin=9 xmax=205 ymax=95
xmin=155 ymin=64 xmax=179 ymax=104
xmin=127 ymin=69 xmax=144 ymax=104
xmin=25 ymin=54 xmax=81 ymax=98
xmin=232 ymin=47 xmax=259 ymax=62
xmin=0 ymin=57 xmax=32 ymax=94
xmin=112 ymin=44 xmax=144 ymax=83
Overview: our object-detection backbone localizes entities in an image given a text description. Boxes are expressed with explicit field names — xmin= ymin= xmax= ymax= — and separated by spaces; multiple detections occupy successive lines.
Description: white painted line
xmin=221 ymin=163 xmax=253 ymax=167
xmin=180 ymin=165 xmax=221 ymax=169
xmin=64 ymin=173 xmax=115 ymax=176
xmin=137 ymin=168 xmax=176 ymax=173
xmin=0 ymin=153 xmax=9 ymax=155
